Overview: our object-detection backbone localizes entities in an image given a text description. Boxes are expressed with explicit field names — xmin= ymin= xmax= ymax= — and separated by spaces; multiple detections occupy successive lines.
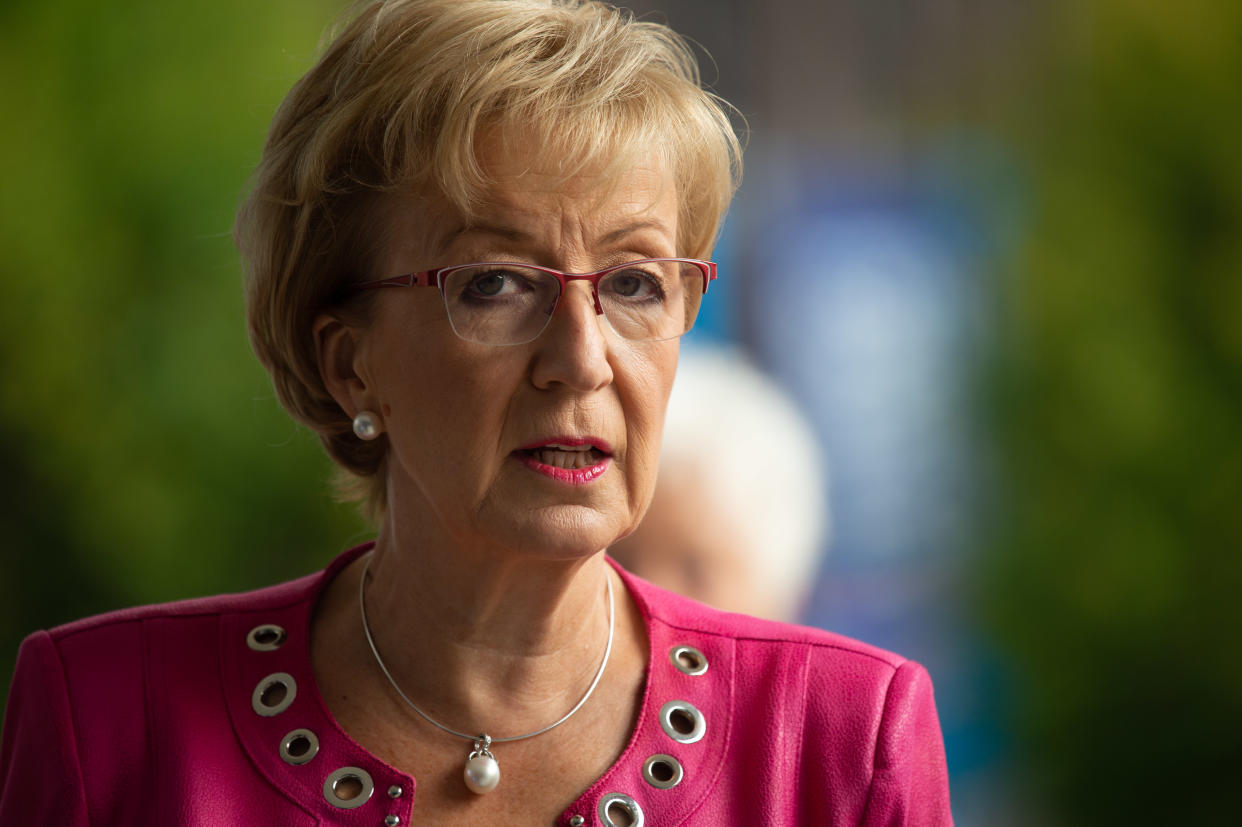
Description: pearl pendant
xmin=464 ymin=752 xmax=500 ymax=794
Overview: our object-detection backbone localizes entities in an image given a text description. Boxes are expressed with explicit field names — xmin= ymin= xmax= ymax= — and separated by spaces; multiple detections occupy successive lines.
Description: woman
xmin=0 ymin=1 xmax=952 ymax=824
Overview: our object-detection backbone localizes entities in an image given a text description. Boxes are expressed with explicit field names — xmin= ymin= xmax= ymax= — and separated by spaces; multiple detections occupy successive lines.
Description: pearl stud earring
xmin=352 ymin=411 xmax=381 ymax=441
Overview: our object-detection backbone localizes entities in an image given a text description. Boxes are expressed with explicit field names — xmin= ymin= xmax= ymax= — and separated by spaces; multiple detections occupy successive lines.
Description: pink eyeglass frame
xmin=354 ymin=257 xmax=717 ymax=315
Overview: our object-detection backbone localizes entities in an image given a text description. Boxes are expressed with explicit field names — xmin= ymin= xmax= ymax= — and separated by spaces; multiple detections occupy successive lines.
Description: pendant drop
xmin=463 ymin=736 xmax=500 ymax=795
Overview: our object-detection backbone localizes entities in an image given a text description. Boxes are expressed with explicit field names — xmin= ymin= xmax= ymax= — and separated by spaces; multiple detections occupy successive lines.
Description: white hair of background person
xmin=648 ymin=345 xmax=828 ymax=620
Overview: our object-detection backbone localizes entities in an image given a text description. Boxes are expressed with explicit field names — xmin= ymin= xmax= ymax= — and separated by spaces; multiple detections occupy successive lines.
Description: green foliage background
xmin=1 ymin=0 xmax=1240 ymax=822
xmin=0 ymin=0 xmax=367 ymax=703
xmin=981 ymin=0 xmax=1242 ymax=821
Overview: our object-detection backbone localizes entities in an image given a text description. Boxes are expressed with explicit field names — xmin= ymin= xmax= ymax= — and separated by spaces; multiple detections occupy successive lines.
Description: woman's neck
xmin=342 ymin=517 xmax=623 ymax=738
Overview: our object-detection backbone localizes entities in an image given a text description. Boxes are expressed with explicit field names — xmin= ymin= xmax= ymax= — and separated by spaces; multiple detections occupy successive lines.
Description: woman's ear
xmin=313 ymin=313 xmax=372 ymax=417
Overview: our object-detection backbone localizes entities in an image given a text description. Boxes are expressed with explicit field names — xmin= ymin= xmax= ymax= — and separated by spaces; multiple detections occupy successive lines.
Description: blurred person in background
xmin=610 ymin=346 xmax=828 ymax=622
xmin=0 ymin=1 xmax=950 ymax=824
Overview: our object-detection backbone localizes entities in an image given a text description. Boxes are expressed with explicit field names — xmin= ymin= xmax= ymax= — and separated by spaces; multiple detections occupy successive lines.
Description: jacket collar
xmin=220 ymin=544 xmax=733 ymax=825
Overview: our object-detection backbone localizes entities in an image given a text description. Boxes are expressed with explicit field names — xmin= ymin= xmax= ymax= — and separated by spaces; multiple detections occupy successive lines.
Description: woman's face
xmin=334 ymin=146 xmax=682 ymax=558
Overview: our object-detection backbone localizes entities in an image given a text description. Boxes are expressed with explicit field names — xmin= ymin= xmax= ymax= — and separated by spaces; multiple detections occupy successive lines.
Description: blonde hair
xmin=236 ymin=0 xmax=743 ymax=521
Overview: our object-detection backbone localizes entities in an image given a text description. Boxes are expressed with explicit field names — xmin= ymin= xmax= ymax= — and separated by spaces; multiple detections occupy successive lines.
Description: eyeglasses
xmin=354 ymin=258 xmax=717 ymax=346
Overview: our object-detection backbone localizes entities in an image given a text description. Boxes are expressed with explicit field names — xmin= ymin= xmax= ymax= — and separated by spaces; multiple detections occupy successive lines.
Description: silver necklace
xmin=358 ymin=555 xmax=615 ymax=795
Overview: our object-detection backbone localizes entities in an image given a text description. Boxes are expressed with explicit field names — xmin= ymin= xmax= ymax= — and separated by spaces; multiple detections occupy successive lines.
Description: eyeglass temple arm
xmin=356 ymin=271 xmax=438 ymax=289
xmin=703 ymin=261 xmax=718 ymax=292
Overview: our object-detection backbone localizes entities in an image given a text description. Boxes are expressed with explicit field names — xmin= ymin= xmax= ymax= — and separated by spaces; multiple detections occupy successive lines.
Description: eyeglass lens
xmin=440 ymin=260 xmax=705 ymax=345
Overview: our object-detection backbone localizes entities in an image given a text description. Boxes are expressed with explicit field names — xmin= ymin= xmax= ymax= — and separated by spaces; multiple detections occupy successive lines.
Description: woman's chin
xmin=492 ymin=504 xmax=627 ymax=560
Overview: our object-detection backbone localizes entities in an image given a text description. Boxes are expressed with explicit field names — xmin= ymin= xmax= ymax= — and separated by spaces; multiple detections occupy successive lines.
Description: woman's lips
xmin=513 ymin=439 xmax=612 ymax=484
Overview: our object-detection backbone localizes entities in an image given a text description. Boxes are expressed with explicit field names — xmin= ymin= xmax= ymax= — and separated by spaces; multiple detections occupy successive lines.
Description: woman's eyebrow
xmin=438 ymin=218 xmax=672 ymax=254
xmin=457 ymin=221 xmax=531 ymax=242
xmin=598 ymin=219 xmax=673 ymax=245
xmin=427 ymin=221 xmax=529 ymax=258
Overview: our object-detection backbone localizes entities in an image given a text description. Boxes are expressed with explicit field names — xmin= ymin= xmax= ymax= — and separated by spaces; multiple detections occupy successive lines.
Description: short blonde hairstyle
xmin=236 ymin=0 xmax=743 ymax=521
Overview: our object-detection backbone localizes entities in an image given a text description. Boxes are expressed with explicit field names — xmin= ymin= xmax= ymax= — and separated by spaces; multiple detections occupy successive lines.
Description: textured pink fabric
xmin=0 ymin=544 xmax=952 ymax=825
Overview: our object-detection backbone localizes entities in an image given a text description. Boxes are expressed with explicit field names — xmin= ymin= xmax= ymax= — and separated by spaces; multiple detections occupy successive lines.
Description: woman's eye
xmin=605 ymin=269 xmax=663 ymax=300
xmin=467 ymin=270 xmax=520 ymax=297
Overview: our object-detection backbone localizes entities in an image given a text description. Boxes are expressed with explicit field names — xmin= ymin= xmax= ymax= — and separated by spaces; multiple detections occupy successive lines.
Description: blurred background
xmin=2 ymin=0 xmax=1240 ymax=823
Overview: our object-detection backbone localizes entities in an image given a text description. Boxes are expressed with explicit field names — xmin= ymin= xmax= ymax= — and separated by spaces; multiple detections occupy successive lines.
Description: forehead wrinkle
xmin=598 ymin=218 xmax=674 ymax=247
xmin=560 ymin=176 xmax=676 ymax=253
xmin=443 ymin=221 xmax=532 ymax=250
xmin=392 ymin=156 xmax=677 ymax=270
xmin=448 ymin=200 xmax=673 ymax=263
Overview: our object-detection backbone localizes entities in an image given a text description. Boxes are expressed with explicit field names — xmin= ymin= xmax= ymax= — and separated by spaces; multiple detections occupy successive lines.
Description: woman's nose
xmin=530 ymin=281 xmax=614 ymax=392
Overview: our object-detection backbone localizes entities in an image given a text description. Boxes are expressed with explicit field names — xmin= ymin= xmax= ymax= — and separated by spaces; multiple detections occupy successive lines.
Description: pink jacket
xmin=1 ymin=544 xmax=952 ymax=825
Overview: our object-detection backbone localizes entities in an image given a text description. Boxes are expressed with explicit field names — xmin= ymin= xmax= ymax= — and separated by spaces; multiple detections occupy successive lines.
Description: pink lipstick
xmin=513 ymin=437 xmax=612 ymax=484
